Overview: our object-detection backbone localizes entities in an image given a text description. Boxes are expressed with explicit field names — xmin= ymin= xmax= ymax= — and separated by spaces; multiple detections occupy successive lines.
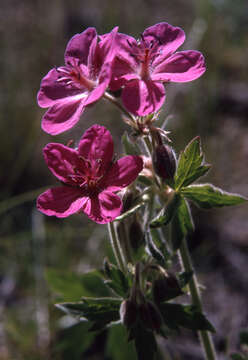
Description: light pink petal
xmin=64 ymin=27 xmax=97 ymax=66
xmin=122 ymin=79 xmax=165 ymax=116
xmin=85 ymin=191 xmax=122 ymax=224
xmin=98 ymin=26 xmax=118 ymax=63
xmin=152 ymin=50 xmax=206 ymax=83
xmin=41 ymin=96 xmax=86 ymax=135
xmin=43 ymin=143 xmax=82 ymax=184
xmin=37 ymin=68 xmax=82 ymax=108
xmin=103 ymin=155 xmax=143 ymax=191
xmin=143 ymin=22 xmax=185 ymax=65
xmin=84 ymin=63 xmax=111 ymax=106
xmin=78 ymin=125 xmax=114 ymax=169
xmin=37 ymin=187 xmax=87 ymax=218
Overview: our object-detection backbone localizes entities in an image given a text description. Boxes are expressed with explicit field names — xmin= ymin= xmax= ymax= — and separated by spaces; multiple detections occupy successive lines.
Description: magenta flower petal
xmin=37 ymin=187 xmax=86 ymax=218
xmin=103 ymin=155 xmax=143 ymax=191
xmin=84 ymin=63 xmax=111 ymax=106
xmin=43 ymin=143 xmax=83 ymax=184
xmin=41 ymin=96 xmax=86 ymax=135
xmin=78 ymin=125 xmax=114 ymax=169
xmin=37 ymin=68 xmax=82 ymax=108
xmin=86 ymin=191 xmax=122 ymax=224
xmin=64 ymin=27 xmax=97 ymax=65
xmin=121 ymin=79 xmax=165 ymax=116
xmin=143 ymin=22 xmax=185 ymax=63
xmin=152 ymin=50 xmax=206 ymax=82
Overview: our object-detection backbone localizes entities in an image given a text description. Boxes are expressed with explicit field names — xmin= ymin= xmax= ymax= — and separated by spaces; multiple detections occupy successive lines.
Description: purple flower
xmin=37 ymin=125 xmax=143 ymax=224
xmin=110 ymin=22 xmax=206 ymax=116
xmin=37 ymin=27 xmax=118 ymax=135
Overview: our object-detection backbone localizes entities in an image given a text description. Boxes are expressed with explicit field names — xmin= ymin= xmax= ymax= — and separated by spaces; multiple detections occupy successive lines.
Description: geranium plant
xmin=37 ymin=22 xmax=247 ymax=360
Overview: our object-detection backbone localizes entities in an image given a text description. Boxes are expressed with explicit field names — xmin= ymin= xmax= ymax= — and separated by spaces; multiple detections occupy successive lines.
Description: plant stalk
xmin=107 ymin=222 xmax=126 ymax=273
xmin=178 ymin=237 xmax=217 ymax=360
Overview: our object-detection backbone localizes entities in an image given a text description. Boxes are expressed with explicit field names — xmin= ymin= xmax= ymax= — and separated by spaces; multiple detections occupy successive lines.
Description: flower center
xmin=68 ymin=157 xmax=104 ymax=194
xmin=57 ymin=59 xmax=95 ymax=91
xmin=128 ymin=35 xmax=161 ymax=80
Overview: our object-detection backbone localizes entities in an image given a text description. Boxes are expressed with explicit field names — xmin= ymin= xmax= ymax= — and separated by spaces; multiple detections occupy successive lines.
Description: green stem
xmin=107 ymin=222 xmax=126 ymax=273
xmin=178 ymin=237 xmax=217 ymax=360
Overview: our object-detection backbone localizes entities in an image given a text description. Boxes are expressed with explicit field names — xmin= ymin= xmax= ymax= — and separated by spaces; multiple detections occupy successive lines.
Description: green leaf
xmin=122 ymin=131 xmax=140 ymax=156
xmin=175 ymin=136 xmax=211 ymax=189
xmin=150 ymin=193 xmax=180 ymax=228
xmin=160 ymin=303 xmax=215 ymax=332
xmin=181 ymin=184 xmax=247 ymax=209
xmin=56 ymin=297 xmax=121 ymax=331
xmin=45 ymin=268 xmax=110 ymax=301
xmin=103 ymin=262 xmax=130 ymax=298
xmin=171 ymin=196 xmax=194 ymax=251
xmin=106 ymin=323 xmax=137 ymax=360
xmin=114 ymin=202 xmax=146 ymax=221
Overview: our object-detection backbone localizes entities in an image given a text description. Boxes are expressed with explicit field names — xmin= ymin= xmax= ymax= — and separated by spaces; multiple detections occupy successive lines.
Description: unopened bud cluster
xmin=152 ymin=144 xmax=176 ymax=182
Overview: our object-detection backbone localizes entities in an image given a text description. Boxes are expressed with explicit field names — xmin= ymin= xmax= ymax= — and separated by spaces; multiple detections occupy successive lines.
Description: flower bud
xmin=139 ymin=301 xmax=162 ymax=331
xmin=152 ymin=144 xmax=176 ymax=181
xmin=120 ymin=299 xmax=138 ymax=328
xmin=152 ymin=273 xmax=183 ymax=303
xmin=129 ymin=218 xmax=144 ymax=252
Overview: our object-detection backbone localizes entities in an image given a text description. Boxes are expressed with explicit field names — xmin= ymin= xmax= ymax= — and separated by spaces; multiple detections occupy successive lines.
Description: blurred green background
xmin=0 ymin=0 xmax=248 ymax=359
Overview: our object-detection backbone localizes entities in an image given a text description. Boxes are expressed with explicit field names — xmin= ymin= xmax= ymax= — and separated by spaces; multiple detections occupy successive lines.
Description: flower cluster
xmin=37 ymin=22 xmax=206 ymax=223
xmin=38 ymin=23 xmax=206 ymax=135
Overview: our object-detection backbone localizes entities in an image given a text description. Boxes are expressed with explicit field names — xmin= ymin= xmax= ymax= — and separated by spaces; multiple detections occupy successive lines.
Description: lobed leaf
xmin=103 ymin=262 xmax=129 ymax=298
xmin=175 ymin=136 xmax=211 ymax=190
xmin=56 ymin=297 xmax=121 ymax=330
xmin=181 ymin=184 xmax=247 ymax=209
xmin=160 ymin=303 xmax=216 ymax=332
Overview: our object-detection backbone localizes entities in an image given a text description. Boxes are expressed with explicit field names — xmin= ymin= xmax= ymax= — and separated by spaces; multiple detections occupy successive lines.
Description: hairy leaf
xmin=175 ymin=137 xmax=211 ymax=189
xmin=150 ymin=193 xmax=180 ymax=228
xmin=103 ymin=262 xmax=129 ymax=298
xmin=181 ymin=184 xmax=247 ymax=209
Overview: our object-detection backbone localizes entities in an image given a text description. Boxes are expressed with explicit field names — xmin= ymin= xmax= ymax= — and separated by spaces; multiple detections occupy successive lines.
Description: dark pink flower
xmin=37 ymin=125 xmax=143 ymax=224
xmin=37 ymin=27 xmax=118 ymax=135
xmin=110 ymin=22 xmax=206 ymax=116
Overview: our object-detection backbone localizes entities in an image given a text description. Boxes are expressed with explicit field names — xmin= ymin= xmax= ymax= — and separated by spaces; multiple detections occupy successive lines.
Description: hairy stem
xmin=107 ymin=222 xmax=126 ymax=273
xmin=178 ymin=237 xmax=217 ymax=360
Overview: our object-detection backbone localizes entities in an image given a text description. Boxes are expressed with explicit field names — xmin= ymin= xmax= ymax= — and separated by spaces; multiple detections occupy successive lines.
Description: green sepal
xmin=145 ymin=229 xmax=166 ymax=266
xmin=171 ymin=196 xmax=194 ymax=251
xmin=122 ymin=131 xmax=140 ymax=156
xmin=160 ymin=303 xmax=216 ymax=332
xmin=56 ymin=297 xmax=121 ymax=331
xmin=129 ymin=323 xmax=158 ymax=360
xmin=45 ymin=268 xmax=110 ymax=301
xmin=181 ymin=184 xmax=247 ymax=209
xmin=175 ymin=136 xmax=211 ymax=190
xmin=103 ymin=261 xmax=130 ymax=298
xmin=150 ymin=193 xmax=180 ymax=228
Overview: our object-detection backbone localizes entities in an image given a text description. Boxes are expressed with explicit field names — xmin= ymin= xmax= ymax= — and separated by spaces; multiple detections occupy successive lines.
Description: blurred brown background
xmin=0 ymin=0 xmax=247 ymax=359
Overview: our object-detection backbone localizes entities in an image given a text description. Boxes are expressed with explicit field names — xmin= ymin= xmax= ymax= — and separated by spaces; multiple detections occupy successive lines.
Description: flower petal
xmin=78 ymin=125 xmax=114 ymax=169
xmin=64 ymin=27 xmax=97 ymax=66
xmin=152 ymin=50 xmax=206 ymax=82
xmin=37 ymin=68 xmax=82 ymax=108
xmin=121 ymin=79 xmax=165 ymax=116
xmin=84 ymin=63 xmax=111 ymax=106
xmin=143 ymin=22 xmax=185 ymax=64
xmin=84 ymin=191 xmax=122 ymax=224
xmin=41 ymin=96 xmax=86 ymax=135
xmin=43 ymin=143 xmax=82 ymax=184
xmin=37 ymin=187 xmax=87 ymax=218
xmin=103 ymin=155 xmax=143 ymax=191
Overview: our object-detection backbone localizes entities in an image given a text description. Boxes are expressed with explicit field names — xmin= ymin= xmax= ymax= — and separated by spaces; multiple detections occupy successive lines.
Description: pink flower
xmin=37 ymin=125 xmax=143 ymax=224
xmin=110 ymin=22 xmax=206 ymax=116
xmin=37 ymin=27 xmax=118 ymax=135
